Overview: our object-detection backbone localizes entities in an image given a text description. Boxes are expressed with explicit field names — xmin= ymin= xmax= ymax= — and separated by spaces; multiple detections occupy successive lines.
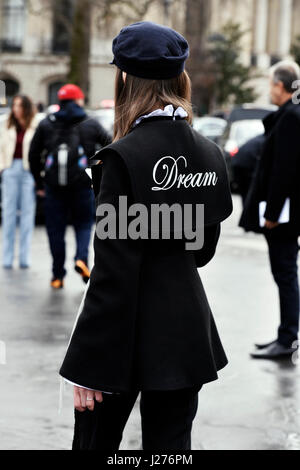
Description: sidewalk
xmin=0 ymin=196 xmax=299 ymax=450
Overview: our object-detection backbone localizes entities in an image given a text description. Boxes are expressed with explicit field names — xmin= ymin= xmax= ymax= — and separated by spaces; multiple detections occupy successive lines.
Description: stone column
xmin=253 ymin=0 xmax=270 ymax=68
xmin=277 ymin=0 xmax=293 ymax=58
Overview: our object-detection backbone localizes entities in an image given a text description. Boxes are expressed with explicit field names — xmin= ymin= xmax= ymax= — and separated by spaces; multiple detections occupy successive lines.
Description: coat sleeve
xmin=264 ymin=112 xmax=300 ymax=222
xmin=28 ymin=122 xmax=46 ymax=190
xmin=59 ymin=151 xmax=144 ymax=392
xmin=194 ymin=223 xmax=221 ymax=267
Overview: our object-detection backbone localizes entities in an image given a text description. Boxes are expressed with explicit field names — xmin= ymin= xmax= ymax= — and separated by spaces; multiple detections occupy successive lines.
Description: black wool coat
xmin=59 ymin=117 xmax=233 ymax=393
xmin=239 ymin=99 xmax=300 ymax=237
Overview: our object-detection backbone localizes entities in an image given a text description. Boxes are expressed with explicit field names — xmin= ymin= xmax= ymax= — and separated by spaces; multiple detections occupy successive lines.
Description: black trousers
xmin=72 ymin=387 xmax=200 ymax=451
xmin=44 ymin=185 xmax=95 ymax=279
xmin=265 ymin=232 xmax=299 ymax=348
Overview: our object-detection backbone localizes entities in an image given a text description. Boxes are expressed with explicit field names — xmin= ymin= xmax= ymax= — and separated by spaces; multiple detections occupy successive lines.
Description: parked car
xmin=193 ymin=116 xmax=227 ymax=144
xmin=221 ymin=104 xmax=278 ymax=190
xmin=0 ymin=107 xmax=10 ymax=116
xmin=222 ymin=119 xmax=265 ymax=190
xmin=90 ymin=107 xmax=114 ymax=136
xmin=227 ymin=103 xmax=277 ymax=122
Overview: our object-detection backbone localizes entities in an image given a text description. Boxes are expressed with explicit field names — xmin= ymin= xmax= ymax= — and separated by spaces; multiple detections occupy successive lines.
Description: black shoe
xmin=254 ymin=339 xmax=277 ymax=350
xmin=250 ymin=341 xmax=298 ymax=360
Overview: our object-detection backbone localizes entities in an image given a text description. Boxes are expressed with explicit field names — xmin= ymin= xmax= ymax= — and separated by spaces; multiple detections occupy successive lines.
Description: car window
xmin=230 ymin=120 xmax=264 ymax=147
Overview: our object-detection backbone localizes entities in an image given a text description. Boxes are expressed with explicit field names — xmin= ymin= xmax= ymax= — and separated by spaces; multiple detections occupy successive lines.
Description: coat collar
xmin=29 ymin=113 xmax=42 ymax=129
xmin=133 ymin=104 xmax=188 ymax=128
xmin=263 ymin=98 xmax=294 ymax=134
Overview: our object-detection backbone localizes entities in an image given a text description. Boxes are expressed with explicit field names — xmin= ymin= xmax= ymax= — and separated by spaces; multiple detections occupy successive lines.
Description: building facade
xmin=210 ymin=0 xmax=300 ymax=103
xmin=211 ymin=0 xmax=297 ymax=67
xmin=0 ymin=0 xmax=299 ymax=108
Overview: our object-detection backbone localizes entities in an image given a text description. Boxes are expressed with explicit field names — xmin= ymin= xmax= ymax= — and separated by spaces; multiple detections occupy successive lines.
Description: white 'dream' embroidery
xmin=152 ymin=156 xmax=218 ymax=191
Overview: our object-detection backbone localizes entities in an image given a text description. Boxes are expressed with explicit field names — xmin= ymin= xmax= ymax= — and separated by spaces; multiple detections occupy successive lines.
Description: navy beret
xmin=110 ymin=21 xmax=189 ymax=80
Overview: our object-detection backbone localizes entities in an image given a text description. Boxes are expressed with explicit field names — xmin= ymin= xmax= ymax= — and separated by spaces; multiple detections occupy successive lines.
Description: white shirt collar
xmin=133 ymin=104 xmax=188 ymax=127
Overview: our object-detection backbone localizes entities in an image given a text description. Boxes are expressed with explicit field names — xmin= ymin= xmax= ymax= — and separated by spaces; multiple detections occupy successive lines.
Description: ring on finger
xmin=86 ymin=396 xmax=94 ymax=401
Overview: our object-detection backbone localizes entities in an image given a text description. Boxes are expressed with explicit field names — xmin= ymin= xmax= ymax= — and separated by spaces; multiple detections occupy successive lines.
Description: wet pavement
xmin=0 ymin=195 xmax=299 ymax=450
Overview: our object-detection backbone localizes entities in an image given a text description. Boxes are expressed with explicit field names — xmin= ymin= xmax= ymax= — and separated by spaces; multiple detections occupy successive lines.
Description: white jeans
xmin=1 ymin=159 xmax=36 ymax=267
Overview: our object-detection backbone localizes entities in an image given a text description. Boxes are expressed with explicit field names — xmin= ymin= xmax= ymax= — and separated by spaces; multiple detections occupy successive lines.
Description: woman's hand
xmin=36 ymin=189 xmax=46 ymax=198
xmin=264 ymin=219 xmax=279 ymax=229
xmin=74 ymin=386 xmax=103 ymax=412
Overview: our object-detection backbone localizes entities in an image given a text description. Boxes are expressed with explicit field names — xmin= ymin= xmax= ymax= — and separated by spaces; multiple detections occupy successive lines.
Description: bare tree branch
xmin=25 ymin=0 xmax=157 ymax=102
xmin=92 ymin=0 xmax=156 ymax=30
xmin=27 ymin=0 xmax=74 ymax=35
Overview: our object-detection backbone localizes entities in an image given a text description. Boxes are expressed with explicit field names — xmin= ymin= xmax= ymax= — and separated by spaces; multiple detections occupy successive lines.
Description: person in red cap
xmin=29 ymin=83 xmax=111 ymax=288
xmin=57 ymin=84 xmax=85 ymax=103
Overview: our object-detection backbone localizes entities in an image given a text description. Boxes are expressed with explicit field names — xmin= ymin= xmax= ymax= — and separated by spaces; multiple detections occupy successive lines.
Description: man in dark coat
xmin=29 ymin=84 xmax=111 ymax=288
xmin=240 ymin=61 xmax=300 ymax=359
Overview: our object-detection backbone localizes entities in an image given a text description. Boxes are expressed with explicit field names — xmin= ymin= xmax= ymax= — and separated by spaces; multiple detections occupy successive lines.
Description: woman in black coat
xmin=59 ymin=21 xmax=233 ymax=451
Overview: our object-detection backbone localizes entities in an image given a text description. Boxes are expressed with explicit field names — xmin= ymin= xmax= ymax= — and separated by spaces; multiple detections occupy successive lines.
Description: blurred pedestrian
xmin=59 ymin=21 xmax=232 ymax=451
xmin=29 ymin=84 xmax=111 ymax=289
xmin=231 ymin=134 xmax=265 ymax=206
xmin=0 ymin=95 xmax=40 ymax=269
xmin=240 ymin=61 xmax=300 ymax=359
xmin=36 ymin=102 xmax=45 ymax=113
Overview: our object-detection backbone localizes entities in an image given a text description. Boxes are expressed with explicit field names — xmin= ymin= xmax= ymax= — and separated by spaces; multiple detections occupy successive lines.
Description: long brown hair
xmin=113 ymin=68 xmax=193 ymax=142
xmin=7 ymin=94 xmax=36 ymax=130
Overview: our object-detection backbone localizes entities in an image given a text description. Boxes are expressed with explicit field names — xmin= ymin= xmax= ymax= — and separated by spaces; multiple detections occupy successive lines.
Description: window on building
xmin=0 ymin=0 xmax=25 ymax=52
xmin=0 ymin=78 xmax=20 ymax=106
xmin=48 ymin=81 xmax=65 ymax=105
xmin=251 ymin=54 xmax=257 ymax=67
xmin=52 ymin=0 xmax=74 ymax=54
xmin=270 ymin=55 xmax=281 ymax=66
